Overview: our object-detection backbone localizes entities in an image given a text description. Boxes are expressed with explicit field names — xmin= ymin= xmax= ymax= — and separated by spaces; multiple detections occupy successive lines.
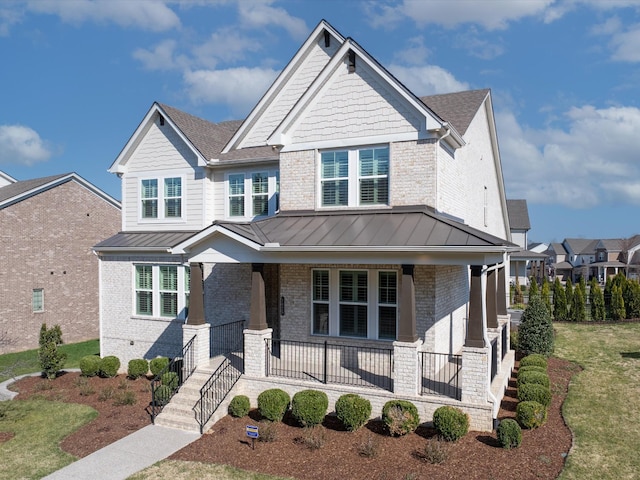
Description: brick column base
xmin=244 ymin=328 xmax=272 ymax=378
xmin=461 ymin=346 xmax=490 ymax=404
xmin=393 ymin=339 xmax=423 ymax=396
xmin=182 ymin=323 xmax=211 ymax=368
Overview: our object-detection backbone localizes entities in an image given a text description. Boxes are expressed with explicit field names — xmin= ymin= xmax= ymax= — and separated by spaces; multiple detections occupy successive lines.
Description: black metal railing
xmin=210 ymin=320 xmax=245 ymax=357
xmin=501 ymin=324 xmax=508 ymax=359
xmin=150 ymin=335 xmax=196 ymax=420
xmin=265 ymin=338 xmax=393 ymax=391
xmin=420 ymin=351 xmax=461 ymax=400
xmin=198 ymin=356 xmax=243 ymax=434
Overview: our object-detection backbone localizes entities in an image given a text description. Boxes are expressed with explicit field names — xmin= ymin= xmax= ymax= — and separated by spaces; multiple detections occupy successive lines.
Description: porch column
xmin=249 ymin=263 xmax=268 ymax=331
xmin=497 ymin=266 xmax=508 ymax=315
xmin=393 ymin=338 xmax=422 ymax=396
xmin=466 ymin=265 xmax=486 ymax=348
xmin=182 ymin=262 xmax=210 ymax=367
xmin=243 ymin=327 xmax=272 ymax=378
xmin=486 ymin=267 xmax=498 ymax=329
xmin=398 ymin=264 xmax=418 ymax=343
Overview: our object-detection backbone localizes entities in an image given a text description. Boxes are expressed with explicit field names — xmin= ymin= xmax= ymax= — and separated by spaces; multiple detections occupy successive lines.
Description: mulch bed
xmin=7 ymin=357 xmax=580 ymax=479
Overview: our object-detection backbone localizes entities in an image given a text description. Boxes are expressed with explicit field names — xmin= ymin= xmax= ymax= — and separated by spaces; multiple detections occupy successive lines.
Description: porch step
xmin=153 ymin=356 xmax=241 ymax=433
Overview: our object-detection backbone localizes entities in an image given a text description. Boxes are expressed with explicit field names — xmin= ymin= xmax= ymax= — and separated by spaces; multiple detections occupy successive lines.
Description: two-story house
xmin=95 ymin=20 xmax=516 ymax=433
xmin=506 ymin=199 xmax=546 ymax=287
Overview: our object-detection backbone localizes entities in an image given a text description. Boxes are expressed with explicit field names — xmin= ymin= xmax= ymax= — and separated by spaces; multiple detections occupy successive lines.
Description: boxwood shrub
xmin=519 ymin=354 xmax=548 ymax=369
xmin=79 ymin=355 xmax=101 ymax=377
xmin=149 ymin=357 xmax=170 ymax=377
xmin=291 ymin=390 xmax=329 ymax=427
xmin=496 ymin=418 xmax=522 ymax=449
xmin=516 ymin=401 xmax=547 ymax=429
xmin=127 ymin=359 xmax=149 ymax=379
xmin=382 ymin=400 xmax=420 ymax=436
xmin=432 ymin=406 xmax=469 ymax=442
xmin=161 ymin=371 xmax=179 ymax=389
xmin=228 ymin=395 xmax=251 ymax=418
xmin=517 ymin=383 xmax=552 ymax=407
xmin=516 ymin=371 xmax=550 ymax=389
xmin=258 ymin=388 xmax=290 ymax=422
xmin=517 ymin=365 xmax=546 ymax=375
xmin=153 ymin=385 xmax=172 ymax=405
xmin=335 ymin=394 xmax=372 ymax=432
xmin=99 ymin=356 xmax=120 ymax=378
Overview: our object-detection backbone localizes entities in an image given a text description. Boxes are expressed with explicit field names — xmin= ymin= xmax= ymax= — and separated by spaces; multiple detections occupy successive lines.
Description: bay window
xmin=135 ymin=264 xmax=190 ymax=319
xmin=320 ymin=145 xmax=389 ymax=208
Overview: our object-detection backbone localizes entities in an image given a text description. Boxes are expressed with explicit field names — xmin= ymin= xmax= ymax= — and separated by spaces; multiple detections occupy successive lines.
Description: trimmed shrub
xmin=99 ymin=356 xmax=120 ymax=378
xmin=79 ymin=355 xmax=101 ymax=377
xmin=519 ymin=353 xmax=548 ymax=369
xmin=258 ymin=388 xmax=290 ymax=422
xmin=517 ymin=365 xmax=546 ymax=375
xmin=518 ymin=296 xmax=554 ymax=356
xmin=432 ymin=406 xmax=469 ymax=442
xmin=382 ymin=400 xmax=420 ymax=437
xmin=291 ymin=390 xmax=329 ymax=427
xmin=517 ymin=383 xmax=552 ymax=407
xmin=161 ymin=371 xmax=179 ymax=389
xmin=517 ymin=371 xmax=550 ymax=389
xmin=497 ymin=419 xmax=522 ymax=449
xmin=516 ymin=401 xmax=547 ymax=429
xmin=38 ymin=324 xmax=67 ymax=379
xmin=228 ymin=395 xmax=251 ymax=418
xmin=335 ymin=394 xmax=372 ymax=432
xmin=153 ymin=385 xmax=172 ymax=405
xmin=149 ymin=357 xmax=170 ymax=377
xmin=127 ymin=359 xmax=149 ymax=379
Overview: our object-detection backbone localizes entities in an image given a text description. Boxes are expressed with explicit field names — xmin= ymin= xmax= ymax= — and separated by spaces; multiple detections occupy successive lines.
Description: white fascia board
xmin=278 ymin=131 xmax=434 ymax=153
xmin=171 ymin=224 xmax=263 ymax=254
xmin=268 ymin=40 xmax=446 ymax=148
xmin=109 ymin=103 xmax=207 ymax=175
xmin=223 ymin=20 xmax=346 ymax=153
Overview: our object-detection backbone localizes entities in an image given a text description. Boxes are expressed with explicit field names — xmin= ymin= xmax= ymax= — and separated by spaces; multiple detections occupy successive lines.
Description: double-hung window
xmin=320 ymin=146 xmax=389 ymax=208
xmin=32 ymin=289 xmax=44 ymax=313
xmin=226 ymin=170 xmax=279 ymax=219
xmin=311 ymin=269 xmax=397 ymax=340
xmin=140 ymin=177 xmax=183 ymax=220
xmin=134 ymin=264 xmax=190 ymax=319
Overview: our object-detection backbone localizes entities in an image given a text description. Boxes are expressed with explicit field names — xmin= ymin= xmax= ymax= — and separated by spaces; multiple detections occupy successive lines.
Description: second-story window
xmin=140 ymin=177 xmax=183 ymax=220
xmin=226 ymin=170 xmax=279 ymax=219
xmin=320 ymin=146 xmax=389 ymax=208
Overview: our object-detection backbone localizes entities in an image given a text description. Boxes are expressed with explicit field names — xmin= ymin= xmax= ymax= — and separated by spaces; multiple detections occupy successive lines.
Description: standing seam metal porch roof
xmin=208 ymin=207 xmax=516 ymax=250
xmin=94 ymin=231 xmax=198 ymax=251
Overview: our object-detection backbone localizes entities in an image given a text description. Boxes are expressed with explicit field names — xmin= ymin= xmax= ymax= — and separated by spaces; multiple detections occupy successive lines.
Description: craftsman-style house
xmin=95 ymin=20 xmax=516 ymax=432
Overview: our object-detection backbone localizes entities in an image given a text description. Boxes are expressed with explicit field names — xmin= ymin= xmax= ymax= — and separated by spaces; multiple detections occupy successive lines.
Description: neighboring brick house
xmin=506 ymin=199 xmax=547 ymax=287
xmin=0 ymin=172 xmax=121 ymax=353
xmin=95 ymin=21 xmax=517 ymax=432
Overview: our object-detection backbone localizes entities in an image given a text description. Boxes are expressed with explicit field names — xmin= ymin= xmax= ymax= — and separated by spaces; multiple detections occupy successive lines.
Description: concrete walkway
xmin=1 ymin=373 xmax=200 ymax=479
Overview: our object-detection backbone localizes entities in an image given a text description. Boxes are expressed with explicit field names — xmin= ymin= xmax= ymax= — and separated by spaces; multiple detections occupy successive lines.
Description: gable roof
xmin=564 ymin=238 xmax=599 ymax=255
xmin=0 ymin=170 xmax=16 ymax=187
xmin=506 ymin=199 xmax=531 ymax=231
xmin=0 ymin=173 xmax=120 ymax=210
xmin=420 ymin=89 xmax=489 ymax=136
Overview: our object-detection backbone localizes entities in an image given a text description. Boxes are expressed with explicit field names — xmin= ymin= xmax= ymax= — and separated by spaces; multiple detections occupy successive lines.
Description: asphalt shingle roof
xmin=420 ymin=89 xmax=489 ymax=136
xmin=506 ymin=199 xmax=531 ymax=231
xmin=0 ymin=173 xmax=70 ymax=206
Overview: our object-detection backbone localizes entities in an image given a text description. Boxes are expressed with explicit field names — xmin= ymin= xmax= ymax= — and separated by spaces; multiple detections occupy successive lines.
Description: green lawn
xmin=554 ymin=323 xmax=640 ymax=480
xmin=0 ymin=399 xmax=97 ymax=479
xmin=0 ymin=339 xmax=99 ymax=383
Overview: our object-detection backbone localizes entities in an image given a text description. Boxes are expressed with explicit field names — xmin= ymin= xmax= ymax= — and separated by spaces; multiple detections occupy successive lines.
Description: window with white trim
xmin=310 ymin=269 xmax=397 ymax=340
xmin=135 ymin=264 xmax=190 ymax=319
xmin=140 ymin=177 xmax=183 ymax=220
xmin=32 ymin=289 xmax=44 ymax=313
xmin=320 ymin=146 xmax=389 ymax=208
xmin=226 ymin=170 xmax=279 ymax=219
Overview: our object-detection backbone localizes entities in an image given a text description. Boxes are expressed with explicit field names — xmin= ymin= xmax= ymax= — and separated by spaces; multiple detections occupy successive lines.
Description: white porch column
xmin=461 ymin=346 xmax=491 ymax=404
xmin=182 ymin=323 xmax=211 ymax=367
xmin=393 ymin=338 xmax=423 ymax=396
xmin=243 ymin=328 xmax=272 ymax=378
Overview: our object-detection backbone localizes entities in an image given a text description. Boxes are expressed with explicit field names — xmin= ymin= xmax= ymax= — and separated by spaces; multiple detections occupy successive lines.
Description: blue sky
xmin=1 ymin=0 xmax=640 ymax=244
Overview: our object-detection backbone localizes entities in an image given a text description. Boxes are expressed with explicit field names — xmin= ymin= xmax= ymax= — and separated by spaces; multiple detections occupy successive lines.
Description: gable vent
xmin=324 ymin=30 xmax=330 ymax=48
xmin=159 ymin=114 xmax=165 ymax=126
xmin=348 ymin=50 xmax=356 ymax=73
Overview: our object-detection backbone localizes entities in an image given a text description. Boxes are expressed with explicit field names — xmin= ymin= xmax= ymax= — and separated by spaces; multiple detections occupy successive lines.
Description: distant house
xmin=95 ymin=20 xmax=517 ymax=432
xmin=0 ymin=172 xmax=121 ymax=353
xmin=506 ymin=199 xmax=546 ymax=286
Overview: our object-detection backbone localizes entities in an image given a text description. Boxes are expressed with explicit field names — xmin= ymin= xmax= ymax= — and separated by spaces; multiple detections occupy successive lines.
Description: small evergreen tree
xmin=611 ymin=285 xmax=626 ymax=321
xmin=553 ymin=278 xmax=568 ymax=321
xmin=623 ymin=279 xmax=640 ymax=319
xmin=604 ymin=276 xmax=613 ymax=311
xmin=565 ymin=279 xmax=574 ymax=315
xmin=528 ymin=277 xmax=539 ymax=300
xmin=518 ymin=296 xmax=554 ymax=356
xmin=513 ymin=277 xmax=524 ymax=305
xmin=38 ymin=324 xmax=67 ymax=380
xmin=590 ymin=281 xmax=606 ymax=321
xmin=570 ymin=286 xmax=586 ymax=322
xmin=578 ymin=277 xmax=587 ymax=303
xmin=541 ymin=278 xmax=552 ymax=315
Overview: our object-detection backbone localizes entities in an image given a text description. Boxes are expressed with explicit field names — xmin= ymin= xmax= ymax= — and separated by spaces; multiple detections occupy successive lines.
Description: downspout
xmin=482 ymin=264 xmax=499 ymax=417
xmin=435 ymin=122 xmax=451 ymax=212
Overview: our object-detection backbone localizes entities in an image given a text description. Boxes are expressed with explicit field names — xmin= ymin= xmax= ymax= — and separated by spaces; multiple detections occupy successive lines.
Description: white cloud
xmin=133 ymin=39 xmax=189 ymax=71
xmin=499 ymin=104 xmax=640 ymax=208
xmin=26 ymin=0 xmax=180 ymax=32
xmin=0 ymin=4 xmax=25 ymax=37
xmin=183 ymin=67 xmax=279 ymax=116
xmin=389 ymin=64 xmax=470 ymax=95
xmin=393 ymin=36 xmax=431 ymax=65
xmin=0 ymin=125 xmax=53 ymax=166
xmin=192 ymin=27 xmax=263 ymax=68
xmin=609 ymin=24 xmax=640 ymax=62
xmin=237 ymin=0 xmax=307 ymax=40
